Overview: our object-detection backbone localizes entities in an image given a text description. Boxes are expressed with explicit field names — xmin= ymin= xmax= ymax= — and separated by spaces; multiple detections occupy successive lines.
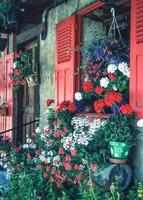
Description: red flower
xmin=95 ymin=86 xmax=104 ymax=94
xmin=36 ymin=164 xmax=43 ymax=170
xmin=36 ymin=149 xmax=40 ymax=156
xmin=46 ymin=166 xmax=51 ymax=172
xmin=27 ymin=153 xmax=32 ymax=159
xmin=53 ymin=120 xmax=61 ymax=125
xmin=54 ymin=131 xmax=61 ymax=138
xmin=64 ymin=162 xmax=72 ymax=171
xmin=15 ymin=147 xmax=20 ymax=153
xmin=58 ymin=148 xmax=64 ymax=155
xmin=120 ymin=104 xmax=133 ymax=115
xmin=43 ymin=173 xmax=48 ymax=178
xmin=108 ymin=73 xmax=116 ymax=80
xmin=55 ymin=172 xmax=64 ymax=180
xmin=74 ymin=164 xmax=80 ymax=171
xmin=105 ymin=91 xmax=122 ymax=107
xmin=65 ymin=155 xmax=71 ymax=162
xmin=90 ymin=164 xmax=97 ymax=171
xmin=56 ymin=101 xmax=70 ymax=112
xmin=56 ymin=181 xmax=62 ymax=188
xmin=70 ymin=149 xmax=78 ymax=156
xmin=82 ymin=81 xmax=94 ymax=92
xmin=93 ymin=99 xmax=105 ymax=113
xmin=14 ymin=69 xmax=22 ymax=76
xmin=50 ymin=177 xmax=55 ymax=182
xmin=68 ymin=103 xmax=77 ymax=112
xmin=46 ymin=99 xmax=54 ymax=107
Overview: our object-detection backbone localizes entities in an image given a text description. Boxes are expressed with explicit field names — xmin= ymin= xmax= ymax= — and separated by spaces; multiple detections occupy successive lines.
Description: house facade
xmin=0 ymin=0 xmax=143 ymax=184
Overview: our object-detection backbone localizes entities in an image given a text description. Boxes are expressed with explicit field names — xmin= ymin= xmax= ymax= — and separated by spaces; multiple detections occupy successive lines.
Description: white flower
xmin=13 ymin=62 xmax=17 ymax=69
xmin=75 ymin=92 xmax=82 ymax=101
xmin=137 ymin=119 xmax=143 ymax=127
xmin=35 ymin=127 xmax=41 ymax=134
xmin=118 ymin=62 xmax=130 ymax=77
xmin=39 ymin=155 xmax=46 ymax=162
xmin=112 ymin=85 xmax=117 ymax=91
xmin=100 ymin=77 xmax=110 ymax=88
xmin=26 ymin=138 xmax=32 ymax=144
xmin=107 ymin=64 xmax=117 ymax=73
xmin=23 ymin=144 xmax=28 ymax=149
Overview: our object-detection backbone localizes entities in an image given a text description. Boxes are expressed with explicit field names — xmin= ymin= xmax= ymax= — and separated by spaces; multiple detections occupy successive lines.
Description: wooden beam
xmin=16 ymin=23 xmax=43 ymax=45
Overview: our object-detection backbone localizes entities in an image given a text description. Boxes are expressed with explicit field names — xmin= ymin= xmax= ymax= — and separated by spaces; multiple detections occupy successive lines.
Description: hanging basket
xmin=109 ymin=141 xmax=130 ymax=159
xmin=26 ymin=73 xmax=39 ymax=87
xmin=0 ymin=103 xmax=8 ymax=116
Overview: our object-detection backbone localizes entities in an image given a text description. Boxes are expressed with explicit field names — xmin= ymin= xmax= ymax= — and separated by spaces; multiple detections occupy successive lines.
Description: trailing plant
xmin=9 ymin=50 xmax=33 ymax=90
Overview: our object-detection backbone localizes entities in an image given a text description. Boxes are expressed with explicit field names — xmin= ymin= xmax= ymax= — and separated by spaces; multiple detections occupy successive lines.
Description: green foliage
xmin=96 ymin=115 xmax=135 ymax=145
xmin=15 ymin=51 xmax=33 ymax=77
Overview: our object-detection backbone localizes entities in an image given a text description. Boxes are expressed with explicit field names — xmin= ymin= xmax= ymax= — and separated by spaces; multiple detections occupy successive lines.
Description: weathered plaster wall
xmin=39 ymin=0 xmax=99 ymax=126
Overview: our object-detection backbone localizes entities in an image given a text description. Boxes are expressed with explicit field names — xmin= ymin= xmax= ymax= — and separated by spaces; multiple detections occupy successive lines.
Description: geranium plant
xmin=81 ymin=36 xmax=130 ymax=114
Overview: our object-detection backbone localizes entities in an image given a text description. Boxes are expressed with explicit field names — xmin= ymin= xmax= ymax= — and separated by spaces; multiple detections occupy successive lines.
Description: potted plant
xmin=100 ymin=108 xmax=135 ymax=161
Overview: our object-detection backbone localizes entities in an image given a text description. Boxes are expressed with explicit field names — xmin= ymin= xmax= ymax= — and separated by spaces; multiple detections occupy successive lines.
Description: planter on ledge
xmin=109 ymin=141 xmax=130 ymax=159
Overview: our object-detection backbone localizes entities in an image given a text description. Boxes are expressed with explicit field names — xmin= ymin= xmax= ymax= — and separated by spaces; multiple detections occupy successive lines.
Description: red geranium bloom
xmin=56 ymin=181 xmax=62 ymax=188
xmin=90 ymin=164 xmax=97 ymax=171
xmin=46 ymin=99 xmax=54 ymax=107
xmin=43 ymin=173 xmax=48 ymax=178
xmin=68 ymin=102 xmax=77 ymax=112
xmin=70 ymin=149 xmax=78 ymax=156
xmin=58 ymin=148 xmax=64 ymax=155
xmin=105 ymin=91 xmax=122 ymax=107
xmin=46 ymin=166 xmax=51 ymax=172
xmin=65 ymin=155 xmax=72 ymax=161
xmin=108 ymin=73 xmax=116 ymax=80
xmin=95 ymin=86 xmax=104 ymax=94
xmin=120 ymin=104 xmax=133 ymax=115
xmin=56 ymin=101 xmax=70 ymax=112
xmin=82 ymin=81 xmax=94 ymax=92
xmin=93 ymin=99 xmax=105 ymax=113
xmin=50 ymin=177 xmax=55 ymax=182
xmin=64 ymin=162 xmax=72 ymax=171
xmin=54 ymin=131 xmax=61 ymax=138
xmin=74 ymin=164 xmax=80 ymax=171
xmin=36 ymin=164 xmax=43 ymax=170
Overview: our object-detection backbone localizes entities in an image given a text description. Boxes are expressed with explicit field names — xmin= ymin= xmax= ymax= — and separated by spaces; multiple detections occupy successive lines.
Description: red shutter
xmin=130 ymin=0 xmax=143 ymax=117
xmin=55 ymin=15 xmax=77 ymax=105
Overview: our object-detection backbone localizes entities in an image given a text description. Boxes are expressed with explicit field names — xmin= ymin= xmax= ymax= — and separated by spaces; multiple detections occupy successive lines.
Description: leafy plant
xmin=97 ymin=114 xmax=135 ymax=145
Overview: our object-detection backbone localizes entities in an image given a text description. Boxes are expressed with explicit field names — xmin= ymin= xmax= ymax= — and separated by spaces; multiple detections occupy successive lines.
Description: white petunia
xmin=137 ymin=119 xmax=143 ymax=127
xmin=75 ymin=92 xmax=82 ymax=101
xmin=107 ymin=64 xmax=117 ymax=73
xmin=100 ymin=77 xmax=110 ymax=88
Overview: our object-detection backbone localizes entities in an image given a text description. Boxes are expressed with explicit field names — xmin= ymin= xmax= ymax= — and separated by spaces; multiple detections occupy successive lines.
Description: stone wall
xmin=39 ymin=0 xmax=99 ymax=126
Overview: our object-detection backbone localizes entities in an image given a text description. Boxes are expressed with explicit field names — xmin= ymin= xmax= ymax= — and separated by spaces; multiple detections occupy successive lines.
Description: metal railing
xmin=0 ymin=119 xmax=39 ymax=136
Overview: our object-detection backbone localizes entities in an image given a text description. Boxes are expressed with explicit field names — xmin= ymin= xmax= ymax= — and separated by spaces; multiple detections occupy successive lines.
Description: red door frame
xmin=76 ymin=1 xmax=105 ymax=91
xmin=0 ymin=33 xmax=14 ymax=140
